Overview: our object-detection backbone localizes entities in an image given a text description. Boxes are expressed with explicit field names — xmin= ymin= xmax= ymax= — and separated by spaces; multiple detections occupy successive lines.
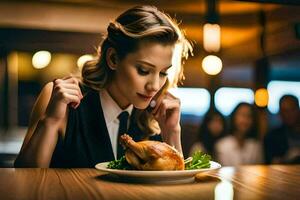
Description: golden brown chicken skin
xmin=120 ymin=134 xmax=184 ymax=170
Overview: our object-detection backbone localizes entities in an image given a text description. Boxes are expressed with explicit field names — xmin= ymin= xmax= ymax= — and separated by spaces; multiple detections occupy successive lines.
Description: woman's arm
xmin=14 ymin=77 xmax=83 ymax=167
xmin=14 ymin=82 xmax=59 ymax=167
xmin=152 ymin=92 xmax=183 ymax=154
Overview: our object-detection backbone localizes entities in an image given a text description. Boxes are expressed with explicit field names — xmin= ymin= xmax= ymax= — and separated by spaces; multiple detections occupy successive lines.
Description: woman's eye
xmin=160 ymin=72 xmax=168 ymax=77
xmin=137 ymin=66 xmax=150 ymax=75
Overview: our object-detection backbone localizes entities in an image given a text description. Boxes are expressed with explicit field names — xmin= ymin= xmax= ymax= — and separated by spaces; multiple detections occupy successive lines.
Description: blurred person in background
xmin=264 ymin=95 xmax=300 ymax=164
xmin=215 ymin=102 xmax=264 ymax=166
xmin=189 ymin=109 xmax=226 ymax=159
xmin=14 ymin=5 xmax=192 ymax=168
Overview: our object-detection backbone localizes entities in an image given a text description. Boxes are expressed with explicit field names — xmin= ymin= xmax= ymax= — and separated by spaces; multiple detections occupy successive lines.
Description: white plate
xmin=95 ymin=161 xmax=221 ymax=184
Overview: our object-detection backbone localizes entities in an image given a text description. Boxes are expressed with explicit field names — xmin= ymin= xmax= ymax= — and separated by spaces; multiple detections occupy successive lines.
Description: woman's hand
xmin=151 ymin=92 xmax=182 ymax=152
xmin=45 ymin=76 xmax=83 ymax=122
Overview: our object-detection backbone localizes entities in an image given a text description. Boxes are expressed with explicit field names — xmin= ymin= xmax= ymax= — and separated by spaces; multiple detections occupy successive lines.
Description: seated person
xmin=189 ymin=109 xmax=226 ymax=159
xmin=215 ymin=103 xmax=264 ymax=166
xmin=264 ymin=95 xmax=300 ymax=164
xmin=14 ymin=5 xmax=192 ymax=168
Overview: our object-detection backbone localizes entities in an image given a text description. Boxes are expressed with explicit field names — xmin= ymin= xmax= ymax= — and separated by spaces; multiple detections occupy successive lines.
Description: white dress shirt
xmin=99 ymin=89 xmax=133 ymax=159
xmin=215 ymin=135 xmax=264 ymax=166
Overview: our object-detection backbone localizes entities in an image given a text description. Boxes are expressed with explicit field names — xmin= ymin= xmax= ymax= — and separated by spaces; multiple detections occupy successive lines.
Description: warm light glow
xmin=169 ymin=88 xmax=210 ymax=116
xmin=203 ymin=23 xmax=221 ymax=52
xmin=32 ymin=51 xmax=51 ymax=69
xmin=255 ymin=88 xmax=269 ymax=107
xmin=202 ymin=55 xmax=222 ymax=75
xmin=215 ymin=181 xmax=234 ymax=200
xmin=215 ymin=87 xmax=254 ymax=116
xmin=214 ymin=168 xmax=235 ymax=200
xmin=77 ymin=54 xmax=94 ymax=70
xmin=267 ymin=81 xmax=300 ymax=114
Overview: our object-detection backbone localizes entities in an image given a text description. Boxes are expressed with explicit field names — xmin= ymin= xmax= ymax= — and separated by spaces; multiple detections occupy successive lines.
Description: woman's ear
xmin=106 ymin=47 xmax=119 ymax=70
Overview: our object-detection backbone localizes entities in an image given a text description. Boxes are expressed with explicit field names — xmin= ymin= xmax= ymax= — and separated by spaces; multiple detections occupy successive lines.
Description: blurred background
xmin=0 ymin=0 xmax=300 ymax=167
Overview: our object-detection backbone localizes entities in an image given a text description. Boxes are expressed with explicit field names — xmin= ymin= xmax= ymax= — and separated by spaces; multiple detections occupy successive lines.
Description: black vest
xmin=50 ymin=87 xmax=161 ymax=168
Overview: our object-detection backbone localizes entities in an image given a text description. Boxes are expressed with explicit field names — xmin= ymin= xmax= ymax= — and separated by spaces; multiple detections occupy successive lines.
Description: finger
xmin=70 ymin=102 xmax=80 ymax=109
xmin=151 ymin=93 xmax=166 ymax=114
xmin=154 ymin=99 xmax=168 ymax=120
xmin=151 ymin=89 xmax=178 ymax=112
xmin=154 ymin=105 xmax=162 ymax=120
xmin=164 ymin=100 xmax=181 ymax=111
xmin=53 ymin=78 xmax=77 ymax=87
xmin=163 ymin=93 xmax=181 ymax=109
xmin=62 ymin=78 xmax=82 ymax=97
xmin=60 ymin=88 xmax=83 ymax=99
xmin=53 ymin=81 xmax=83 ymax=98
xmin=53 ymin=84 xmax=83 ymax=99
xmin=53 ymin=78 xmax=63 ymax=85
xmin=152 ymin=96 xmax=174 ymax=116
xmin=154 ymin=98 xmax=180 ymax=119
xmin=61 ymin=84 xmax=83 ymax=97
xmin=153 ymin=102 xmax=162 ymax=117
xmin=157 ymin=103 xmax=167 ymax=121
xmin=59 ymin=83 xmax=80 ymax=89
xmin=69 ymin=102 xmax=78 ymax=109
xmin=62 ymin=76 xmax=80 ymax=85
xmin=61 ymin=93 xmax=81 ymax=105
xmin=54 ymin=76 xmax=78 ymax=82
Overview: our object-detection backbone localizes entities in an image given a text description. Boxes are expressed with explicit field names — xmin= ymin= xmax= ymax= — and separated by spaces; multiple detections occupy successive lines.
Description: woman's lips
xmin=137 ymin=93 xmax=153 ymax=101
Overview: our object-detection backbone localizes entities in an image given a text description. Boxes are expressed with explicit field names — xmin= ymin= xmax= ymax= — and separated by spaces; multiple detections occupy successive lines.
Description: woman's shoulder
xmin=215 ymin=135 xmax=236 ymax=149
xmin=245 ymin=138 xmax=262 ymax=147
xmin=217 ymin=135 xmax=235 ymax=144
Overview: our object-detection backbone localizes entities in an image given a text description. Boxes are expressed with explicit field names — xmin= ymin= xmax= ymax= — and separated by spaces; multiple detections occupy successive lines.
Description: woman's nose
xmin=146 ymin=76 xmax=160 ymax=92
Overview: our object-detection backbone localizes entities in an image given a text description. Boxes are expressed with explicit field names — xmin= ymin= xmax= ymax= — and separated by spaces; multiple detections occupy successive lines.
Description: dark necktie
xmin=117 ymin=111 xmax=129 ymax=159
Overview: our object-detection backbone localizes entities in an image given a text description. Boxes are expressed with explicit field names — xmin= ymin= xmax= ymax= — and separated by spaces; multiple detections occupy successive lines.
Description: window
xmin=267 ymin=81 xmax=300 ymax=114
xmin=215 ymin=87 xmax=254 ymax=116
xmin=170 ymin=88 xmax=210 ymax=116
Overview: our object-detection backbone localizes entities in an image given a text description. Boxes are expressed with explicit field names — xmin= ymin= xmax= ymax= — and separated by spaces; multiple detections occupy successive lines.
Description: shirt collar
xmin=100 ymin=89 xmax=133 ymax=124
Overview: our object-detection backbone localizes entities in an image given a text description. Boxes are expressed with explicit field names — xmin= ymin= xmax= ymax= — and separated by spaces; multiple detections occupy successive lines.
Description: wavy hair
xmin=81 ymin=5 xmax=192 ymax=137
xmin=198 ymin=109 xmax=227 ymax=155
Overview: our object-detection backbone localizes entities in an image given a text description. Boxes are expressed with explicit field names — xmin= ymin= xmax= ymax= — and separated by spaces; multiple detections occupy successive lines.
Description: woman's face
xmin=234 ymin=105 xmax=253 ymax=135
xmin=208 ymin=115 xmax=224 ymax=137
xmin=108 ymin=42 xmax=174 ymax=109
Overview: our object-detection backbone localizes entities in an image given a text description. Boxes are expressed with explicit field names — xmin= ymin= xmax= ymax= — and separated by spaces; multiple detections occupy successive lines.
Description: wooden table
xmin=0 ymin=165 xmax=299 ymax=200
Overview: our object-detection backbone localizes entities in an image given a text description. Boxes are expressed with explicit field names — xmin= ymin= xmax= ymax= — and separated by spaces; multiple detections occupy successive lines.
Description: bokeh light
xmin=202 ymin=55 xmax=222 ymax=75
xmin=255 ymin=88 xmax=269 ymax=107
xmin=32 ymin=50 xmax=51 ymax=69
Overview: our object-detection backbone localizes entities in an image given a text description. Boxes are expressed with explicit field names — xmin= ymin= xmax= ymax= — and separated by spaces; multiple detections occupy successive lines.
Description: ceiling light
xmin=202 ymin=55 xmax=222 ymax=75
xmin=32 ymin=50 xmax=51 ymax=69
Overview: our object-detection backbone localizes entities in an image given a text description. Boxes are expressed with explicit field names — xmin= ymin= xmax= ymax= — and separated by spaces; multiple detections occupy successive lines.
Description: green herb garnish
xmin=107 ymin=156 xmax=133 ymax=170
xmin=185 ymin=151 xmax=211 ymax=170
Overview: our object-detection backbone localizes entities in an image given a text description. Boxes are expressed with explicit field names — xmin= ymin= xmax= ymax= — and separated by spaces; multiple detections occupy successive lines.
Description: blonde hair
xmin=81 ymin=5 xmax=192 ymax=137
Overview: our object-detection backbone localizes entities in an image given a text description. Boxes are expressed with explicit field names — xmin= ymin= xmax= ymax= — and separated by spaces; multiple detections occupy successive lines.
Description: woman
xmin=215 ymin=103 xmax=264 ymax=166
xmin=189 ymin=109 xmax=226 ymax=158
xmin=14 ymin=5 xmax=192 ymax=168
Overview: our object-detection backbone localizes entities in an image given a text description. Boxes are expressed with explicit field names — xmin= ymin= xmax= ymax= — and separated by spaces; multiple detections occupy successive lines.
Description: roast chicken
xmin=120 ymin=134 xmax=184 ymax=170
